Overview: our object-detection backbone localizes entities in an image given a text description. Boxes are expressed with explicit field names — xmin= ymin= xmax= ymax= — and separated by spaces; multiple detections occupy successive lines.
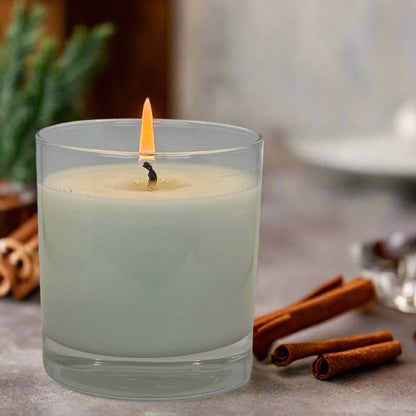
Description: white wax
xmin=39 ymin=163 xmax=261 ymax=357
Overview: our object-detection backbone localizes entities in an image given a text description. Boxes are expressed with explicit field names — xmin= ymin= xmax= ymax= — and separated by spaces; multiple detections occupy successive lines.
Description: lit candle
xmin=37 ymin=101 xmax=263 ymax=399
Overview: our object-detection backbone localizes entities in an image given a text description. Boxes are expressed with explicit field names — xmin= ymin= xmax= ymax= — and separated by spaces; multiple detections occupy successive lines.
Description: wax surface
xmin=39 ymin=163 xmax=261 ymax=357
xmin=44 ymin=163 xmax=255 ymax=199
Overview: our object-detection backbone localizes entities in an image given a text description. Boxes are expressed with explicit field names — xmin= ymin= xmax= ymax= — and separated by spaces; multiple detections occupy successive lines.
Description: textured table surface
xmin=1 ymin=141 xmax=416 ymax=415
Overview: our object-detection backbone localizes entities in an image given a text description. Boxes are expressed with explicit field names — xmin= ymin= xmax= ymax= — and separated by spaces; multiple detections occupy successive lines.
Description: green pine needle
xmin=0 ymin=1 xmax=114 ymax=182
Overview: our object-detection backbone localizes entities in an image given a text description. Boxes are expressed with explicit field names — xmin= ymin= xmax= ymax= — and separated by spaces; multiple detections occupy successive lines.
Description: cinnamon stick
xmin=271 ymin=330 xmax=393 ymax=367
xmin=253 ymin=277 xmax=376 ymax=360
xmin=12 ymin=252 xmax=39 ymax=300
xmin=8 ymin=249 xmax=33 ymax=280
xmin=311 ymin=340 xmax=402 ymax=380
xmin=0 ymin=213 xmax=38 ymax=255
xmin=8 ymin=234 xmax=39 ymax=280
xmin=24 ymin=234 xmax=39 ymax=252
xmin=9 ymin=213 xmax=38 ymax=242
xmin=0 ymin=214 xmax=39 ymax=298
xmin=0 ymin=258 xmax=15 ymax=297
xmin=0 ymin=238 xmax=24 ymax=256
xmin=254 ymin=275 xmax=344 ymax=331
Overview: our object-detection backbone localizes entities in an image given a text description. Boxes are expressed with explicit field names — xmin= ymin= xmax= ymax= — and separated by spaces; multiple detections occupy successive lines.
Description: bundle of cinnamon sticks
xmin=254 ymin=275 xmax=402 ymax=379
xmin=273 ymin=330 xmax=402 ymax=380
xmin=0 ymin=213 xmax=39 ymax=300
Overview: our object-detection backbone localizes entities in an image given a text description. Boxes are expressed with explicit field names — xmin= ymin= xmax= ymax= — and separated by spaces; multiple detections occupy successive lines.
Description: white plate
xmin=287 ymin=133 xmax=416 ymax=179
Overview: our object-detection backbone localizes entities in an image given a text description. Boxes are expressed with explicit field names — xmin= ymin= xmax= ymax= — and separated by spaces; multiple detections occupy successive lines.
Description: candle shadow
xmin=24 ymin=288 xmax=40 ymax=303
xmin=321 ymin=360 xmax=402 ymax=384
xmin=251 ymin=357 xmax=311 ymax=383
xmin=241 ymin=363 xmax=287 ymax=393
xmin=272 ymin=361 xmax=313 ymax=378
xmin=251 ymin=356 xmax=402 ymax=386
xmin=232 ymin=358 xmax=313 ymax=397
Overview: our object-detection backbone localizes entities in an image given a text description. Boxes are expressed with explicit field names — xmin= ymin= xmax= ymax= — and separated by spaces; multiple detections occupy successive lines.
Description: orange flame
xmin=139 ymin=98 xmax=155 ymax=161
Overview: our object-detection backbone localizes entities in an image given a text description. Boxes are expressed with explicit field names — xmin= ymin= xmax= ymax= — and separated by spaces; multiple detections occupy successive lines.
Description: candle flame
xmin=139 ymin=98 xmax=155 ymax=161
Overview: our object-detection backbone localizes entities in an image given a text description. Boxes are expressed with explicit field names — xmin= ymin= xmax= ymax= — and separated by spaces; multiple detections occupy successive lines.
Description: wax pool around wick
xmin=44 ymin=163 xmax=256 ymax=200
xmin=130 ymin=177 xmax=187 ymax=193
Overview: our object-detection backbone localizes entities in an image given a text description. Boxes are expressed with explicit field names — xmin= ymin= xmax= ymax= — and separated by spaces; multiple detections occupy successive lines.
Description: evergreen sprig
xmin=0 ymin=1 xmax=114 ymax=182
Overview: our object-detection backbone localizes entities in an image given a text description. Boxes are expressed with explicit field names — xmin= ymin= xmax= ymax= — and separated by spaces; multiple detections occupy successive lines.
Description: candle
xmin=37 ymin=101 xmax=263 ymax=400
xmin=41 ymin=163 xmax=259 ymax=356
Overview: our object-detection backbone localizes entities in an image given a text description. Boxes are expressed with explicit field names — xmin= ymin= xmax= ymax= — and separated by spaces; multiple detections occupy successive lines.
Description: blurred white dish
xmin=287 ymin=132 xmax=416 ymax=179
xmin=288 ymin=101 xmax=416 ymax=179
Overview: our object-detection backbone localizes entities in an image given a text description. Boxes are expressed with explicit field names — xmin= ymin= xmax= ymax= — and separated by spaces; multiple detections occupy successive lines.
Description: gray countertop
xmin=1 ymin=141 xmax=416 ymax=415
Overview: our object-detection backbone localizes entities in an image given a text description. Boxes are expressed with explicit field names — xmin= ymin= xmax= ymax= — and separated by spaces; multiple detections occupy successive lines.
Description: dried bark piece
xmin=311 ymin=340 xmax=402 ymax=380
xmin=253 ymin=277 xmax=376 ymax=360
xmin=271 ymin=330 xmax=393 ymax=367
xmin=254 ymin=275 xmax=344 ymax=331
xmin=0 ymin=258 xmax=15 ymax=297
xmin=12 ymin=252 xmax=39 ymax=300
xmin=8 ymin=234 xmax=39 ymax=280
xmin=8 ymin=213 xmax=38 ymax=243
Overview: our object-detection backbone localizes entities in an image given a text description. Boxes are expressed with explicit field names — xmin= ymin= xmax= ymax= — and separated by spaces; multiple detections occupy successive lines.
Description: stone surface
xmin=1 ymin=143 xmax=416 ymax=415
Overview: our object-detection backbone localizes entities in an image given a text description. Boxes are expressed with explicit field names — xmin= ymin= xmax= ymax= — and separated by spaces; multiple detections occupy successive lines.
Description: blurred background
xmin=173 ymin=0 xmax=416 ymax=134
xmin=2 ymin=2 xmax=416 ymax=411
xmin=3 ymin=0 xmax=415 ymax=132
xmin=2 ymin=0 xmax=416 ymax=299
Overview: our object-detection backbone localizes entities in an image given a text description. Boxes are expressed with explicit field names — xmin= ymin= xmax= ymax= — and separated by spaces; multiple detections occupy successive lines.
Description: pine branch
xmin=57 ymin=24 xmax=114 ymax=94
xmin=0 ymin=1 xmax=114 ymax=182
xmin=0 ymin=1 xmax=44 ymax=110
xmin=54 ymin=23 xmax=114 ymax=122
xmin=0 ymin=1 xmax=44 ymax=175
xmin=7 ymin=39 xmax=58 ymax=181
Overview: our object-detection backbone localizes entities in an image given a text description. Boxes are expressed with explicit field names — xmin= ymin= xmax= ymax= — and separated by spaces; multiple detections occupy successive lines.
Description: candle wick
xmin=143 ymin=162 xmax=157 ymax=188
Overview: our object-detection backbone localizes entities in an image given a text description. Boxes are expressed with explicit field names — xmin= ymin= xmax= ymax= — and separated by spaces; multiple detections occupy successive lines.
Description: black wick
xmin=143 ymin=162 xmax=157 ymax=184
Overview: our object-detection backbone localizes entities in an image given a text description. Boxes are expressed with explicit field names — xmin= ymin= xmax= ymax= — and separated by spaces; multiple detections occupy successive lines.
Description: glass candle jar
xmin=36 ymin=119 xmax=263 ymax=400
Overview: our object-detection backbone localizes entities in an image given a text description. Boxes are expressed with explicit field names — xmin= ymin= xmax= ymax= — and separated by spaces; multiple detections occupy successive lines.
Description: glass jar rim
xmin=36 ymin=119 xmax=263 ymax=158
